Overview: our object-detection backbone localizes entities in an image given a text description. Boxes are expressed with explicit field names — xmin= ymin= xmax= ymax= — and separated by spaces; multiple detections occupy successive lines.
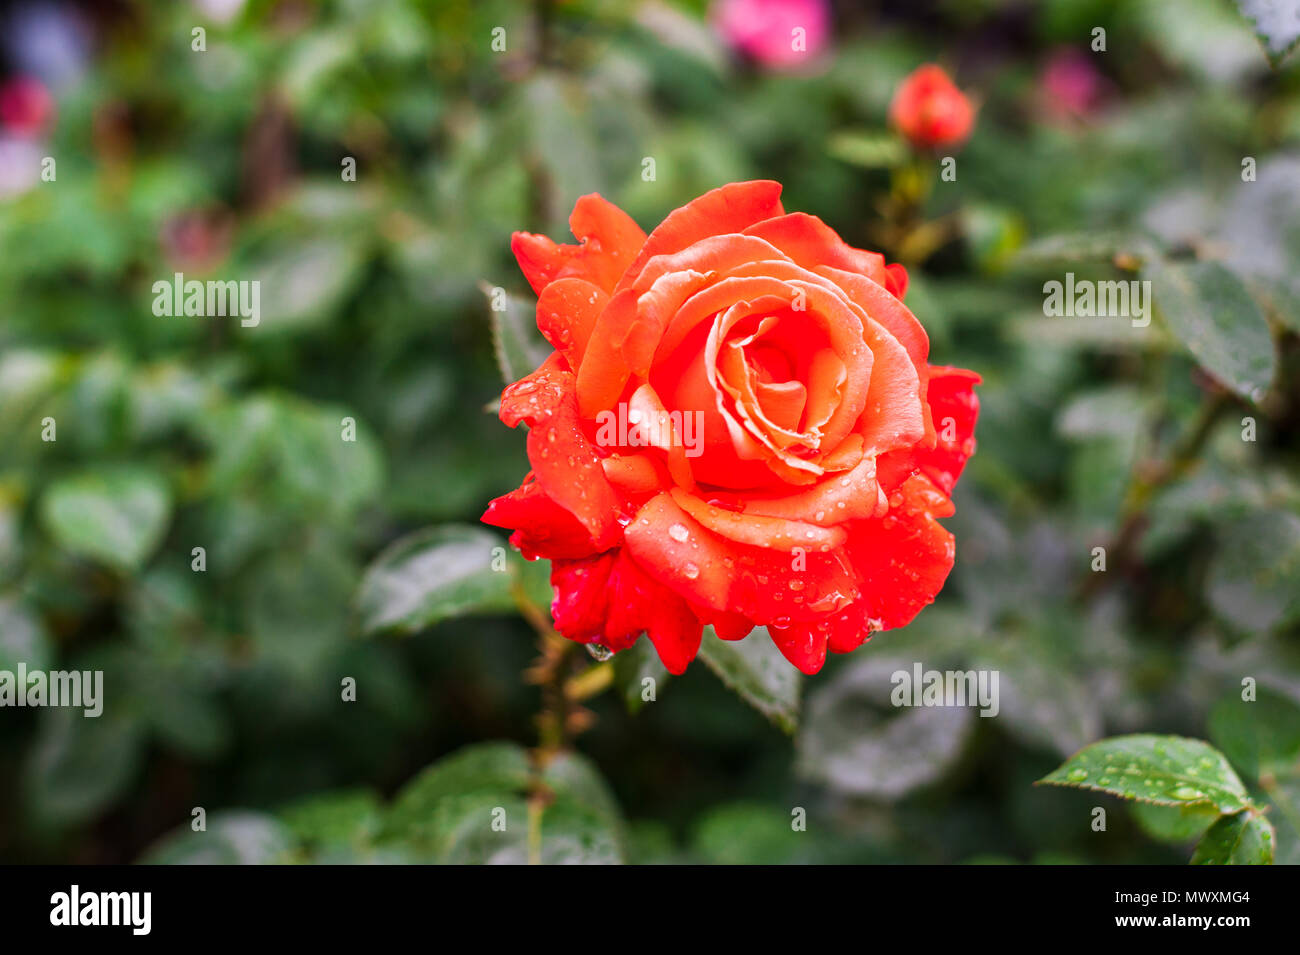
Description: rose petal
xmin=617 ymin=180 xmax=785 ymax=291
xmin=626 ymin=492 xmax=860 ymax=624
xmin=535 ymin=277 xmax=608 ymax=370
xmin=877 ymin=364 xmax=980 ymax=494
xmin=651 ymin=321 xmax=793 ymax=490
xmin=551 ymin=553 xmax=615 ymax=641
xmin=743 ymin=212 xmax=894 ymax=289
xmin=767 ymin=619 xmax=829 ymax=674
xmin=508 ymin=364 xmax=623 ymax=549
xmin=512 ymin=193 xmax=646 ymax=295
xmin=599 ymin=550 xmax=704 ymax=671
xmin=482 ymin=477 xmax=601 ymax=560
xmin=623 ymin=492 xmax=734 ymax=612
xmin=669 ymin=487 xmax=846 ymax=551
xmin=624 ymin=383 xmax=696 ymax=490
xmin=913 ymin=365 xmax=981 ymax=495
xmin=499 ymin=353 xmax=570 ymax=429
xmin=846 ymin=472 xmax=956 ymax=630
xmin=814 ymin=266 xmax=929 ymax=377
xmin=575 ymin=288 xmax=639 ymax=419
xmin=630 ymin=233 xmax=790 ymax=294
xmin=601 ymin=453 xmax=667 ymax=498
xmin=737 ymin=453 xmax=886 ymax=525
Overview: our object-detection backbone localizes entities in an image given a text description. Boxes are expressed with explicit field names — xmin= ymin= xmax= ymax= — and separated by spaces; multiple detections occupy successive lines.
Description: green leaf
xmin=139 ymin=812 xmax=294 ymax=865
xmin=1215 ymin=156 xmax=1300 ymax=326
xmin=1209 ymin=687 xmax=1300 ymax=863
xmin=0 ymin=348 xmax=63 ymax=441
xmin=974 ymin=621 xmax=1103 ymax=758
xmin=541 ymin=751 xmax=626 ymax=859
xmin=249 ymin=237 xmax=367 ymax=331
xmin=381 ymin=742 xmax=624 ymax=863
xmin=483 ymin=283 xmax=551 ymax=385
xmin=201 ymin=396 xmax=383 ymax=520
xmin=1190 ymin=809 xmax=1275 ymax=864
xmin=0 ymin=596 xmax=52 ymax=673
xmin=355 ymin=525 xmax=516 ymax=636
xmin=1038 ymin=735 xmax=1252 ymax=813
xmin=1012 ymin=230 xmax=1157 ymax=268
xmin=1235 ymin=0 xmax=1300 ymax=66
xmin=40 ymin=466 xmax=171 ymax=572
xmin=964 ymin=203 xmax=1027 ymax=273
xmin=826 ymin=130 xmax=906 ymax=169
xmin=1206 ymin=510 xmax=1300 ymax=634
xmin=1129 ymin=801 xmax=1221 ymax=844
xmin=1145 ymin=260 xmax=1275 ymax=402
xmin=25 ymin=708 xmax=145 ymax=828
xmin=797 ymin=656 xmax=974 ymax=799
xmin=279 ymin=789 xmax=383 ymax=848
xmin=446 ymin=794 xmax=621 ymax=865
xmin=542 ymin=750 xmax=625 ymax=843
xmin=697 ymin=626 xmax=800 ymax=733
xmin=612 ymin=638 xmax=669 ymax=715
xmin=382 ymin=742 xmax=533 ymax=847
xmin=273 ymin=402 xmax=384 ymax=516
xmin=691 ymin=803 xmax=811 ymax=864
xmin=1209 ymin=688 xmax=1300 ymax=782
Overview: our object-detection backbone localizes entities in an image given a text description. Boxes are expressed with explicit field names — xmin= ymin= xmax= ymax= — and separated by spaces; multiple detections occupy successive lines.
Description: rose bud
xmin=484 ymin=181 xmax=979 ymax=675
xmin=889 ymin=64 xmax=975 ymax=151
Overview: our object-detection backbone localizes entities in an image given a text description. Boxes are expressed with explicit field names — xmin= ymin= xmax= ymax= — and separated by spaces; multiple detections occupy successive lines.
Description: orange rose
xmin=483 ymin=181 xmax=979 ymax=674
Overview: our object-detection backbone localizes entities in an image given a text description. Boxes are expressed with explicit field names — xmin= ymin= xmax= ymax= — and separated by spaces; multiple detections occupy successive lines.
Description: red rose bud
xmin=483 ymin=181 xmax=979 ymax=675
xmin=0 ymin=76 xmax=55 ymax=138
xmin=889 ymin=64 xmax=974 ymax=151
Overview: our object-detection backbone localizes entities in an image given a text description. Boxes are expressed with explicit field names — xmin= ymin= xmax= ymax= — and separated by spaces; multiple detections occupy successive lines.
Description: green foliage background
xmin=1 ymin=0 xmax=1299 ymax=864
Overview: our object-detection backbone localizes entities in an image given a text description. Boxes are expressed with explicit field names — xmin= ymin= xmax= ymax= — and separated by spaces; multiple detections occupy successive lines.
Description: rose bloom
xmin=889 ymin=64 xmax=975 ymax=150
xmin=711 ymin=0 xmax=829 ymax=69
xmin=483 ymin=181 xmax=979 ymax=674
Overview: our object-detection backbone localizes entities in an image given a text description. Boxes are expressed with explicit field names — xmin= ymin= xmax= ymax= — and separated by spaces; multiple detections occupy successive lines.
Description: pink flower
xmin=1039 ymin=48 xmax=1106 ymax=122
xmin=0 ymin=76 xmax=54 ymax=138
xmin=711 ymin=0 xmax=830 ymax=69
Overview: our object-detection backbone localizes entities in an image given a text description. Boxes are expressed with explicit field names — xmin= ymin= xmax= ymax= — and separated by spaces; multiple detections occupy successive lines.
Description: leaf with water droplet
xmin=1037 ymin=734 xmax=1252 ymax=813
xmin=1190 ymin=809 xmax=1275 ymax=865
xmin=1145 ymin=259 xmax=1275 ymax=402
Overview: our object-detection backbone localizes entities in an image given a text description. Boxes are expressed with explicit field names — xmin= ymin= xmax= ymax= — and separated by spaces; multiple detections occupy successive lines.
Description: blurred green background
xmin=1 ymin=0 xmax=1298 ymax=864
